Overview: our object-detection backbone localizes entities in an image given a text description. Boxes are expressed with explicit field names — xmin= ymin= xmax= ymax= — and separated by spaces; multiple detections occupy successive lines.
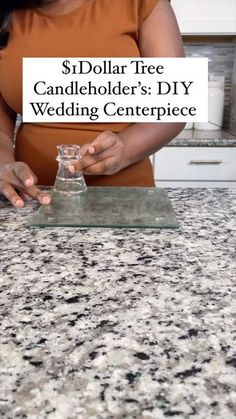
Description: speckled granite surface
xmin=0 ymin=188 xmax=236 ymax=419
xmin=169 ymin=129 xmax=236 ymax=147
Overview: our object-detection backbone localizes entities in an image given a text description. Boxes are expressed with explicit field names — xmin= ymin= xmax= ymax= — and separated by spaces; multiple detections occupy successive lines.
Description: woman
xmin=0 ymin=0 xmax=184 ymax=208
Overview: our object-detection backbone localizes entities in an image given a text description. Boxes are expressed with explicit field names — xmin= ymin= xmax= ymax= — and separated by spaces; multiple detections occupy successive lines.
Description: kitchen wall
xmin=229 ymin=49 xmax=236 ymax=134
xmin=184 ymin=43 xmax=236 ymax=130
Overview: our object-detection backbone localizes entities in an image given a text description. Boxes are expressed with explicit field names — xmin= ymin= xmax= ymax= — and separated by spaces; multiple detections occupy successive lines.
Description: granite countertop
xmin=0 ymin=188 xmax=236 ymax=419
xmin=169 ymin=129 xmax=236 ymax=147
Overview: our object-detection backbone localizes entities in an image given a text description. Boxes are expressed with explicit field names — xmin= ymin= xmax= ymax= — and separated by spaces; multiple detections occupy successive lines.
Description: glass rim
xmin=56 ymin=144 xmax=81 ymax=160
xmin=57 ymin=144 xmax=81 ymax=151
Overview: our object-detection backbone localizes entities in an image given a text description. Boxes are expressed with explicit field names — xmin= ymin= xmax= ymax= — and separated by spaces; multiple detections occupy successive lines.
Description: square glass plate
xmin=28 ymin=187 xmax=179 ymax=229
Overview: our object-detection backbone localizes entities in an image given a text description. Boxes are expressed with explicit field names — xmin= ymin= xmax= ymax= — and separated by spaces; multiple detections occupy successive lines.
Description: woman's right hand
xmin=0 ymin=161 xmax=51 ymax=208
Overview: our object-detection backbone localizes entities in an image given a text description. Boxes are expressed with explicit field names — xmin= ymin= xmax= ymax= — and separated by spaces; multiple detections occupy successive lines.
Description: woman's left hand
xmin=72 ymin=131 xmax=128 ymax=175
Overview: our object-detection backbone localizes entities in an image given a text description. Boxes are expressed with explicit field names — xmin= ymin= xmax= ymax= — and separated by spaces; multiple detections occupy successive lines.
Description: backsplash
xmin=184 ymin=44 xmax=236 ymax=129
xmin=229 ymin=50 xmax=236 ymax=134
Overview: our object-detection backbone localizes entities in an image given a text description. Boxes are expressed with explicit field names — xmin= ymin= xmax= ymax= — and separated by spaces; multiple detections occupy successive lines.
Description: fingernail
xmin=69 ymin=165 xmax=75 ymax=173
xmin=89 ymin=146 xmax=96 ymax=154
xmin=42 ymin=196 xmax=50 ymax=204
xmin=15 ymin=199 xmax=24 ymax=208
xmin=25 ymin=178 xmax=33 ymax=187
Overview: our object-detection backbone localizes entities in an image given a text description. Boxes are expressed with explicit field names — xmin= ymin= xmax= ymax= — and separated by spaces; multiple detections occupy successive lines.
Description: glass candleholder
xmin=53 ymin=144 xmax=87 ymax=195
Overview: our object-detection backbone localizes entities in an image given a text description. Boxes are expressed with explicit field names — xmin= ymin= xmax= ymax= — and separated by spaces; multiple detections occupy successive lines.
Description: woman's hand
xmin=0 ymin=161 xmax=51 ymax=208
xmin=72 ymin=131 xmax=128 ymax=175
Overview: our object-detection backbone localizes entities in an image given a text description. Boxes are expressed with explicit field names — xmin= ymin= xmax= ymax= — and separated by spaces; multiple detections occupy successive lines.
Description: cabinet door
xmin=154 ymin=147 xmax=236 ymax=181
xmin=171 ymin=0 xmax=236 ymax=35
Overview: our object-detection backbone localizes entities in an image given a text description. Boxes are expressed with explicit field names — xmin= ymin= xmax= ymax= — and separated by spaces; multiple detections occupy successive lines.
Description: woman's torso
xmin=0 ymin=0 xmax=157 ymax=186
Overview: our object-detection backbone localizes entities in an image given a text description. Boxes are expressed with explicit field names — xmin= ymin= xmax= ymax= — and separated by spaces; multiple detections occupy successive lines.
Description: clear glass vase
xmin=53 ymin=144 xmax=87 ymax=195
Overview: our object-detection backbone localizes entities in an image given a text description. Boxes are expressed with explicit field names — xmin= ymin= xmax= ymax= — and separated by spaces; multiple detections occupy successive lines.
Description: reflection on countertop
xmin=0 ymin=188 xmax=236 ymax=418
xmin=169 ymin=129 xmax=236 ymax=147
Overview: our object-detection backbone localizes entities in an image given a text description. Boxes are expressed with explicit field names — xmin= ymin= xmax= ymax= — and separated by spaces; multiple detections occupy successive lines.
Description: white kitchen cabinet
xmin=153 ymin=147 xmax=236 ymax=188
xmin=171 ymin=0 xmax=236 ymax=35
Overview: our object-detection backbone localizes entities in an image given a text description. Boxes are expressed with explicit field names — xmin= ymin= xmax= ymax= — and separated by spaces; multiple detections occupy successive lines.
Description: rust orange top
xmin=0 ymin=0 xmax=159 ymax=186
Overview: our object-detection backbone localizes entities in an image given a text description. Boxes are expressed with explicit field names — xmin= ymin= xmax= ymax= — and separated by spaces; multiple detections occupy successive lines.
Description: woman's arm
xmin=78 ymin=0 xmax=185 ymax=175
xmin=118 ymin=0 xmax=185 ymax=168
xmin=0 ymin=93 xmax=16 ymax=165
xmin=0 ymin=93 xmax=50 ymax=207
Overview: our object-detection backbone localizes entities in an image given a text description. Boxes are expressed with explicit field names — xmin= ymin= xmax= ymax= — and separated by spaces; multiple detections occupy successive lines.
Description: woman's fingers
xmin=14 ymin=162 xmax=37 ymax=187
xmin=0 ymin=181 xmax=50 ymax=207
xmin=0 ymin=181 xmax=24 ymax=208
xmin=73 ymin=147 xmax=113 ymax=172
xmin=72 ymin=132 xmax=118 ymax=172
xmin=25 ymin=185 xmax=51 ymax=205
xmin=0 ymin=162 xmax=50 ymax=207
xmin=71 ymin=148 xmax=97 ymax=172
xmin=79 ymin=143 xmax=91 ymax=158
xmin=70 ymin=131 xmax=125 ymax=175
xmin=82 ymin=156 xmax=119 ymax=175
xmin=88 ymin=131 xmax=117 ymax=155
xmin=77 ymin=151 xmax=97 ymax=171
xmin=14 ymin=163 xmax=51 ymax=205
xmin=18 ymin=192 xmax=32 ymax=202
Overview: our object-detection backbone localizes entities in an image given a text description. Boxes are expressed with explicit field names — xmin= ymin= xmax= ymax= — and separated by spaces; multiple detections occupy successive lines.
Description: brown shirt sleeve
xmin=138 ymin=0 xmax=159 ymax=24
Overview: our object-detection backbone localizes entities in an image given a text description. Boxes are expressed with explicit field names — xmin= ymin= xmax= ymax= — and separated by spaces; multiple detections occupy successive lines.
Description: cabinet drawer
xmin=154 ymin=147 xmax=236 ymax=181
